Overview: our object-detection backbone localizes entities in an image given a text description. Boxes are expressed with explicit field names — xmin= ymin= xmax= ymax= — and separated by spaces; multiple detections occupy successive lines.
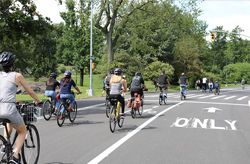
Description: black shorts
xmin=103 ymin=87 xmax=105 ymax=91
xmin=131 ymin=89 xmax=143 ymax=98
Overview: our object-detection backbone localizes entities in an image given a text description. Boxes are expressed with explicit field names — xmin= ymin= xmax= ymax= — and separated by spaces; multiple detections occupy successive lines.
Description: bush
xmin=189 ymin=77 xmax=196 ymax=88
xmin=59 ymin=66 xmax=67 ymax=74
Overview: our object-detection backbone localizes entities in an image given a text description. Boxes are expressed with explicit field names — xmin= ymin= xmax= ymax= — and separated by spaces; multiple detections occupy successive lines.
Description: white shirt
xmin=202 ymin=78 xmax=207 ymax=83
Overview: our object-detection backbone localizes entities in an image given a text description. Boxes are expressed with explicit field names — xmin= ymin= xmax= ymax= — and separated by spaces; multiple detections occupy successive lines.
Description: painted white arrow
xmin=203 ymin=107 xmax=222 ymax=113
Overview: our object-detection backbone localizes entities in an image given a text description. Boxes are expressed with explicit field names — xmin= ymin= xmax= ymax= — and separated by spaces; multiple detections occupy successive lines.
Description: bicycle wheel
xmin=69 ymin=102 xmax=77 ymax=123
xmin=138 ymin=105 xmax=143 ymax=116
xmin=118 ymin=105 xmax=124 ymax=128
xmin=159 ymin=95 xmax=162 ymax=105
xmin=105 ymin=100 xmax=110 ymax=118
xmin=57 ymin=104 xmax=65 ymax=127
xmin=21 ymin=124 xmax=40 ymax=164
xmin=43 ymin=100 xmax=52 ymax=121
xmin=164 ymin=95 xmax=167 ymax=104
xmin=109 ymin=106 xmax=116 ymax=133
xmin=0 ymin=135 xmax=8 ymax=163
xmin=131 ymin=104 xmax=136 ymax=119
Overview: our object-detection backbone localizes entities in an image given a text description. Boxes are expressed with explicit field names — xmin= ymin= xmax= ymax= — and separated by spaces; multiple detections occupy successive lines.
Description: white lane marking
xmin=187 ymin=94 xmax=205 ymax=98
xmin=199 ymin=95 xmax=214 ymax=99
xmin=203 ymin=107 xmax=222 ymax=113
xmin=146 ymin=100 xmax=248 ymax=106
xmin=152 ymin=106 xmax=158 ymax=108
xmin=224 ymin=96 xmax=237 ymax=100
xmin=87 ymin=102 xmax=183 ymax=164
xmin=210 ymin=95 xmax=226 ymax=99
xmin=237 ymin=96 xmax=248 ymax=100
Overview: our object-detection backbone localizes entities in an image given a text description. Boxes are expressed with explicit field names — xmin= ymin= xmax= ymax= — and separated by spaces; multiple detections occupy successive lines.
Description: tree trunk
xmin=80 ymin=68 xmax=84 ymax=86
xmin=106 ymin=32 xmax=114 ymax=64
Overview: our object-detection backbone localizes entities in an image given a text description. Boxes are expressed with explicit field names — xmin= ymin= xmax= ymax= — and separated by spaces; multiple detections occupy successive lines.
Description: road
xmin=2 ymin=86 xmax=250 ymax=164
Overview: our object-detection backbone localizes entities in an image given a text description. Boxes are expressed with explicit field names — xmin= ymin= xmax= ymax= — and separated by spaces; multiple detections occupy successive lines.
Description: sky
xmin=34 ymin=0 xmax=250 ymax=41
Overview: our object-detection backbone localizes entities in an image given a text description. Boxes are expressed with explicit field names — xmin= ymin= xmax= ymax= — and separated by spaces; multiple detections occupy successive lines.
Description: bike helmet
xmin=135 ymin=72 xmax=141 ymax=76
xmin=50 ymin=72 xmax=57 ymax=79
xmin=110 ymin=69 xmax=114 ymax=74
xmin=114 ymin=68 xmax=122 ymax=75
xmin=64 ymin=71 xmax=71 ymax=78
xmin=216 ymin=81 xmax=218 ymax=83
xmin=0 ymin=52 xmax=16 ymax=66
xmin=123 ymin=75 xmax=126 ymax=78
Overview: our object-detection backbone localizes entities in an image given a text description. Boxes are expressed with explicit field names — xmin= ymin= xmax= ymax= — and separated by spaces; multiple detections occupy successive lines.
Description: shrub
xmin=59 ymin=66 xmax=67 ymax=74
xmin=189 ymin=77 xmax=196 ymax=88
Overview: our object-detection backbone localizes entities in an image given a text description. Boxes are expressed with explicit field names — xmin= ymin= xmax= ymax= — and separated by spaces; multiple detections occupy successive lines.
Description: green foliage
xmin=221 ymin=63 xmax=250 ymax=84
xmin=188 ymin=77 xmax=196 ymax=88
xmin=59 ymin=66 xmax=67 ymax=74
xmin=144 ymin=61 xmax=175 ymax=83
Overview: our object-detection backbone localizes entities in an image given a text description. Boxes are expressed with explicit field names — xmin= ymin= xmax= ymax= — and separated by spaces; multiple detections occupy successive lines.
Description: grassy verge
xmin=16 ymin=74 xmax=243 ymax=102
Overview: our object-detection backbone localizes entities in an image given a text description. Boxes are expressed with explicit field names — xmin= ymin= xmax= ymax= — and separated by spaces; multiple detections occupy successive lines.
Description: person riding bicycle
xmin=0 ymin=52 xmax=42 ymax=164
xmin=179 ymin=73 xmax=189 ymax=97
xmin=214 ymin=81 xmax=220 ymax=92
xmin=241 ymin=79 xmax=245 ymax=86
xmin=209 ymin=77 xmax=214 ymax=92
xmin=105 ymin=69 xmax=114 ymax=99
xmin=45 ymin=72 xmax=61 ymax=114
xmin=59 ymin=71 xmax=81 ymax=119
xmin=130 ymin=72 xmax=148 ymax=106
xmin=235 ymin=80 xmax=237 ymax=86
xmin=202 ymin=76 xmax=207 ymax=92
xmin=158 ymin=70 xmax=170 ymax=98
xmin=109 ymin=68 xmax=127 ymax=118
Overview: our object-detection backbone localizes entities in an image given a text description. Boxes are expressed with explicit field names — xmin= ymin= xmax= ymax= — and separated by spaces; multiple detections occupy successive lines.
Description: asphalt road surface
xmin=2 ymin=86 xmax=250 ymax=164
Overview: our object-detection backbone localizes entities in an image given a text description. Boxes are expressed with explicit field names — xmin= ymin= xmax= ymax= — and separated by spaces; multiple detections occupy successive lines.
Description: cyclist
xmin=105 ymin=69 xmax=114 ymax=99
xmin=0 ymin=52 xmax=42 ymax=164
xmin=158 ymin=70 xmax=170 ymax=98
xmin=130 ymin=72 xmax=148 ymax=106
xmin=209 ymin=77 xmax=214 ymax=92
xmin=109 ymin=68 xmax=127 ymax=118
xmin=59 ymin=71 xmax=81 ymax=119
xmin=179 ymin=73 xmax=189 ymax=97
xmin=121 ymin=75 xmax=128 ymax=97
xmin=242 ymin=79 xmax=245 ymax=87
xmin=214 ymin=81 xmax=220 ymax=93
xmin=196 ymin=79 xmax=201 ymax=91
xmin=102 ymin=80 xmax=105 ymax=97
xmin=45 ymin=72 xmax=61 ymax=114
xmin=235 ymin=80 xmax=237 ymax=86
xmin=202 ymin=76 xmax=207 ymax=92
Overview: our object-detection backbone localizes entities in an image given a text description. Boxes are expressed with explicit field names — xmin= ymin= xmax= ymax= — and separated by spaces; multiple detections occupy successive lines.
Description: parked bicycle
xmin=57 ymin=90 xmax=81 ymax=127
xmin=0 ymin=101 xmax=41 ymax=164
xmin=43 ymin=96 xmax=58 ymax=121
xmin=109 ymin=98 xmax=124 ymax=133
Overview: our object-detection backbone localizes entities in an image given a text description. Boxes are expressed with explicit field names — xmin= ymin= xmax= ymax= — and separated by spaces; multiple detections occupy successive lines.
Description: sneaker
xmin=10 ymin=156 xmax=21 ymax=164
xmin=68 ymin=107 xmax=73 ymax=112
xmin=120 ymin=114 xmax=126 ymax=119
xmin=164 ymin=94 xmax=167 ymax=98
xmin=59 ymin=116 xmax=63 ymax=120
xmin=53 ymin=112 xmax=57 ymax=116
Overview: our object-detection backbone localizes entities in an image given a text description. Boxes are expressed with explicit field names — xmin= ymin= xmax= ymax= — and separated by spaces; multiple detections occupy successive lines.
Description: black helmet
xmin=0 ymin=52 xmax=16 ymax=67
xmin=135 ymin=72 xmax=141 ymax=76
xmin=64 ymin=71 xmax=72 ymax=78
xmin=114 ymin=68 xmax=122 ymax=75
xmin=110 ymin=69 xmax=114 ymax=74
xmin=50 ymin=72 xmax=57 ymax=79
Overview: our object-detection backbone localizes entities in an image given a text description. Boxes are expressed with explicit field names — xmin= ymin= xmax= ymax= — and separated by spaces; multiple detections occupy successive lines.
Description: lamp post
xmin=226 ymin=51 xmax=238 ymax=86
xmin=88 ymin=1 xmax=94 ymax=96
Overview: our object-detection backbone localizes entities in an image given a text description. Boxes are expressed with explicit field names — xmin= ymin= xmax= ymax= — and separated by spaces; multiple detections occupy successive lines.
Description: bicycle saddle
xmin=110 ymin=99 xmax=118 ymax=103
xmin=0 ymin=118 xmax=10 ymax=123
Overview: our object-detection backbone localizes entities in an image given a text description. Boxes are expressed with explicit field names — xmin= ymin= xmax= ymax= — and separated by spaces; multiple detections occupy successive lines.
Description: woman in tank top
xmin=0 ymin=52 xmax=42 ymax=163
xmin=109 ymin=68 xmax=127 ymax=118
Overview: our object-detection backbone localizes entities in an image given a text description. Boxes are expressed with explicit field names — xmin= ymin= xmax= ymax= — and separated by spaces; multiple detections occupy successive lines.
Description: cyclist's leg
xmin=13 ymin=122 xmax=27 ymax=159
xmin=68 ymin=94 xmax=75 ymax=109
xmin=59 ymin=95 xmax=67 ymax=113
xmin=165 ymin=85 xmax=168 ymax=94
xmin=184 ymin=85 xmax=187 ymax=95
xmin=117 ymin=95 xmax=125 ymax=114
xmin=51 ymin=91 xmax=59 ymax=112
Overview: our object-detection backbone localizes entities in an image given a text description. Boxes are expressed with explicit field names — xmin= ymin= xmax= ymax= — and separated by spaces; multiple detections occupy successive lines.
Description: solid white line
xmin=210 ymin=95 xmax=226 ymax=99
xmin=224 ymin=96 xmax=236 ymax=100
xmin=237 ymin=96 xmax=248 ymax=100
xmin=87 ymin=102 xmax=183 ymax=164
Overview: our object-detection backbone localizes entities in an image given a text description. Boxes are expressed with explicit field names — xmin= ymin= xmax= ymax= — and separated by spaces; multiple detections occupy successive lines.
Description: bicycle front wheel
xmin=0 ymin=135 xmax=8 ymax=163
xmin=57 ymin=104 xmax=65 ymax=127
xmin=21 ymin=124 xmax=40 ymax=164
xmin=109 ymin=106 xmax=116 ymax=133
xmin=105 ymin=100 xmax=110 ymax=118
xmin=164 ymin=96 xmax=167 ymax=104
xmin=69 ymin=102 xmax=77 ymax=123
xmin=43 ymin=100 xmax=52 ymax=121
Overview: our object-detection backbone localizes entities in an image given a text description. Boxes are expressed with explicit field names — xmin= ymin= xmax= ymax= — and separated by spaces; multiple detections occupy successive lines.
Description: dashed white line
xmin=237 ymin=96 xmax=248 ymax=100
xmin=224 ymin=96 xmax=237 ymax=100
xmin=211 ymin=95 xmax=226 ymax=99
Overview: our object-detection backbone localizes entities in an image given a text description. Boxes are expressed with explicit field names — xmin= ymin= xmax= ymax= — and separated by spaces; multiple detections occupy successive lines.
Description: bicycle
xmin=109 ymin=98 xmax=124 ymax=133
xmin=242 ymin=84 xmax=245 ymax=89
xmin=158 ymin=86 xmax=167 ymax=105
xmin=130 ymin=92 xmax=144 ymax=119
xmin=105 ymin=88 xmax=110 ymax=118
xmin=57 ymin=91 xmax=81 ymax=127
xmin=180 ymin=84 xmax=187 ymax=100
xmin=43 ymin=96 xmax=57 ymax=121
xmin=0 ymin=101 xmax=41 ymax=164
xmin=214 ymin=88 xmax=220 ymax=95
xmin=209 ymin=84 xmax=213 ymax=93
xmin=202 ymin=84 xmax=206 ymax=93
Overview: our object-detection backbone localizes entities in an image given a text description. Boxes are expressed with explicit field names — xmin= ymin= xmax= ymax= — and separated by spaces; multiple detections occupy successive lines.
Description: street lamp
xmin=226 ymin=51 xmax=238 ymax=86
xmin=88 ymin=1 xmax=94 ymax=96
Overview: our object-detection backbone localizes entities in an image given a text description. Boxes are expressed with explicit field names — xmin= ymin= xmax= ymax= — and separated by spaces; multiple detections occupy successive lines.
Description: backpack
xmin=215 ymin=83 xmax=219 ymax=88
xmin=105 ymin=75 xmax=112 ymax=86
xmin=126 ymin=98 xmax=132 ymax=108
xmin=133 ymin=97 xmax=141 ymax=110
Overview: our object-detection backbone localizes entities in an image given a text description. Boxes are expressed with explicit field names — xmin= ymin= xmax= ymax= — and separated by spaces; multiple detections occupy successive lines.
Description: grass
xmin=16 ymin=74 xmax=242 ymax=102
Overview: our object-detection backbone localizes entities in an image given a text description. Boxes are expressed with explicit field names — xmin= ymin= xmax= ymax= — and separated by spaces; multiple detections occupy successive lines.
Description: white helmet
xmin=123 ymin=75 xmax=126 ymax=78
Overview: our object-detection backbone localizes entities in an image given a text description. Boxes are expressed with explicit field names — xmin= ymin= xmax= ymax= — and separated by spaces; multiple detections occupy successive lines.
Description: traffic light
xmin=92 ymin=63 xmax=96 ymax=69
xmin=211 ymin=33 xmax=215 ymax=41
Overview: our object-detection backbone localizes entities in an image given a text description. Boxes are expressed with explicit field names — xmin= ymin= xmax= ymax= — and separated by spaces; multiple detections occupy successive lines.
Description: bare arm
xmin=167 ymin=79 xmax=170 ymax=86
xmin=74 ymin=86 xmax=81 ymax=93
xmin=15 ymin=73 xmax=42 ymax=104
xmin=121 ymin=79 xmax=127 ymax=91
xmin=143 ymin=84 xmax=147 ymax=90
